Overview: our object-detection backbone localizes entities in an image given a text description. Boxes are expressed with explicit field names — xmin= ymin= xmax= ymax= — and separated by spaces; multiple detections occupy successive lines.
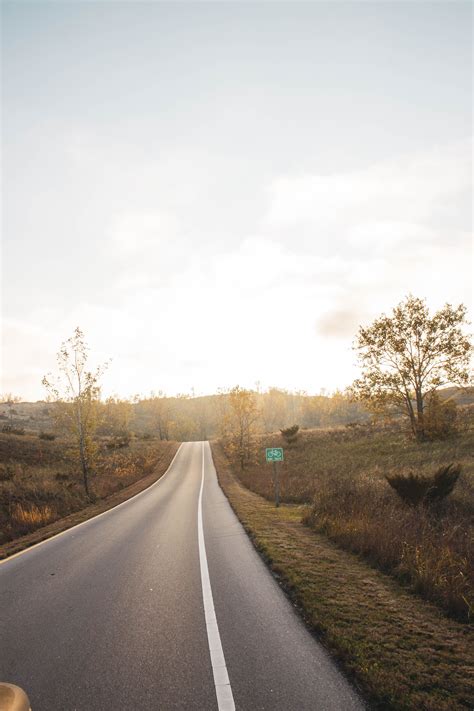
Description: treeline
xmin=2 ymin=389 xmax=369 ymax=444
xmin=121 ymin=388 xmax=369 ymax=442
xmin=9 ymin=386 xmax=473 ymax=448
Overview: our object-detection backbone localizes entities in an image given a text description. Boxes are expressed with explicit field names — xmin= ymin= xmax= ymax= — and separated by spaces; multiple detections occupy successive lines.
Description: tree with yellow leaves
xmin=221 ymin=386 xmax=260 ymax=470
xmin=42 ymin=327 xmax=108 ymax=497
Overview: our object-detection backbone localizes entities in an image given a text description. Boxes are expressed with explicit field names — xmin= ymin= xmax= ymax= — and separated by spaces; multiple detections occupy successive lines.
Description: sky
xmin=1 ymin=1 xmax=472 ymax=401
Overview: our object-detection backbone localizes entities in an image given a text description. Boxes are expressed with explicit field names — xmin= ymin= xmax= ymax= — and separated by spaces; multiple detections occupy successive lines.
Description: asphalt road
xmin=0 ymin=442 xmax=364 ymax=710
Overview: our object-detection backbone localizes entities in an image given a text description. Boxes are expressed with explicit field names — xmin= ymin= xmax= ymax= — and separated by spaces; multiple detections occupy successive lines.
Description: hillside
xmin=222 ymin=411 xmax=474 ymax=622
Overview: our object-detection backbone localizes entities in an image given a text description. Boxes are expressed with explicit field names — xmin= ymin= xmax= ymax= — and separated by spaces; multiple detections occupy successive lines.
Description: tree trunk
xmin=415 ymin=387 xmax=426 ymax=441
xmin=76 ymin=400 xmax=90 ymax=499
xmin=78 ymin=432 xmax=90 ymax=498
xmin=404 ymin=393 xmax=417 ymax=439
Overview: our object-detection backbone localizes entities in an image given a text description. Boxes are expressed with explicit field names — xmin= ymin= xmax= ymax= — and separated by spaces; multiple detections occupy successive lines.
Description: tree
xmin=42 ymin=327 xmax=107 ymax=497
xmin=351 ymin=296 xmax=472 ymax=440
xmin=100 ymin=396 xmax=134 ymax=438
xmin=221 ymin=387 xmax=260 ymax=470
xmin=0 ymin=393 xmax=21 ymax=424
xmin=144 ymin=392 xmax=174 ymax=440
xmin=260 ymin=388 xmax=289 ymax=433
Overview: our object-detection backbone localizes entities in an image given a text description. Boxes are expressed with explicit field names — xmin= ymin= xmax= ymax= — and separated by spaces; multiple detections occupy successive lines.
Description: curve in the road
xmin=0 ymin=442 xmax=364 ymax=711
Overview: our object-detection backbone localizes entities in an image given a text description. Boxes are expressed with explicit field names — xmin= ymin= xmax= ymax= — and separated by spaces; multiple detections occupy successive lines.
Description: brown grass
xmin=0 ymin=433 xmax=179 ymax=555
xmin=211 ymin=441 xmax=474 ymax=710
xmin=227 ymin=417 xmax=474 ymax=622
xmin=11 ymin=502 xmax=56 ymax=527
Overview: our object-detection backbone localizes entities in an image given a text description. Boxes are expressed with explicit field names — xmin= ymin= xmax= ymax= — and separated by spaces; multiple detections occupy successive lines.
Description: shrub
xmin=425 ymin=463 xmax=462 ymax=503
xmin=386 ymin=472 xmax=432 ymax=507
xmin=1 ymin=425 xmax=25 ymax=435
xmin=39 ymin=431 xmax=56 ymax=441
xmin=55 ymin=472 xmax=70 ymax=481
xmin=424 ymin=392 xmax=458 ymax=439
xmin=386 ymin=464 xmax=461 ymax=507
xmin=280 ymin=424 xmax=299 ymax=445
xmin=106 ymin=433 xmax=131 ymax=449
xmin=0 ymin=463 xmax=15 ymax=481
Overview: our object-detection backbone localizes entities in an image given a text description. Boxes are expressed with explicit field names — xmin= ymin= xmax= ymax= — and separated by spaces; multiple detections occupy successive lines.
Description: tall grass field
xmin=234 ymin=412 xmax=474 ymax=622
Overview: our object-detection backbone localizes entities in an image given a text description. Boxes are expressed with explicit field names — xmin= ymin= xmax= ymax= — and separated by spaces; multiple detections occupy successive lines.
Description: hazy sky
xmin=1 ymin=1 xmax=472 ymax=400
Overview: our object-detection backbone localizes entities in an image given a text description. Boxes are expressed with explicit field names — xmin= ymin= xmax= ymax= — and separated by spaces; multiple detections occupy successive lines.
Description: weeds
xmin=211 ymin=441 xmax=474 ymax=711
xmin=11 ymin=502 xmax=56 ymax=529
xmin=0 ymin=433 xmax=177 ymax=544
xmin=39 ymin=431 xmax=56 ymax=441
xmin=230 ymin=416 xmax=474 ymax=621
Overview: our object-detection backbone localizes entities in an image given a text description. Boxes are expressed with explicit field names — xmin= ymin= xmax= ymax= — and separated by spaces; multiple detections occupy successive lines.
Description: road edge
xmin=0 ymin=442 xmax=182 ymax=564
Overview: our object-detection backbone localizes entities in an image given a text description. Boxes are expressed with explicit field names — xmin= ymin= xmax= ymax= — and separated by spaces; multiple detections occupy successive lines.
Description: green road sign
xmin=266 ymin=447 xmax=284 ymax=462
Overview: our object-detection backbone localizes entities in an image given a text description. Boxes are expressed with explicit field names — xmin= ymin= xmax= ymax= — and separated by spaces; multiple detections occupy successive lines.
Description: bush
xmin=425 ymin=463 xmax=462 ymax=502
xmin=39 ymin=431 xmax=56 ymax=441
xmin=1 ymin=425 xmax=25 ymax=435
xmin=0 ymin=463 xmax=15 ymax=481
xmin=106 ymin=433 xmax=131 ymax=449
xmin=280 ymin=424 xmax=299 ymax=445
xmin=386 ymin=464 xmax=461 ymax=507
xmin=424 ymin=392 xmax=458 ymax=439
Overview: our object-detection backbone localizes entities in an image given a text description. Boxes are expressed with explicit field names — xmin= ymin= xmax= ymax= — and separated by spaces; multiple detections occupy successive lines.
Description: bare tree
xmin=42 ymin=327 xmax=108 ymax=497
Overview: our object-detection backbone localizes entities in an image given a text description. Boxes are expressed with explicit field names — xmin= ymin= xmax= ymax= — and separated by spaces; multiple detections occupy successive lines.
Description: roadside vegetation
xmin=233 ymin=419 xmax=474 ymax=622
xmin=0 ymin=431 xmax=178 ymax=550
xmin=211 ymin=442 xmax=474 ymax=710
xmin=217 ymin=297 xmax=473 ymax=623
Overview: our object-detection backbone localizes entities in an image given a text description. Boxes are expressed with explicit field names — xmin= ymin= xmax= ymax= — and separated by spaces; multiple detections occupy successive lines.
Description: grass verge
xmin=211 ymin=441 xmax=474 ymax=711
xmin=236 ymin=423 xmax=474 ymax=621
xmin=0 ymin=441 xmax=179 ymax=560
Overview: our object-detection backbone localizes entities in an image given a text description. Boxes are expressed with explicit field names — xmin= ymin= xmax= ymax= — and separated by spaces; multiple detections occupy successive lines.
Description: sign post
xmin=265 ymin=448 xmax=284 ymax=507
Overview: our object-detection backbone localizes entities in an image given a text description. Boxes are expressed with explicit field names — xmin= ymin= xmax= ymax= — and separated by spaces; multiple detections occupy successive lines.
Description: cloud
xmin=3 ymin=137 xmax=471 ymax=400
xmin=263 ymin=138 xmax=471 ymax=256
xmin=108 ymin=211 xmax=182 ymax=257
xmin=317 ymin=308 xmax=365 ymax=340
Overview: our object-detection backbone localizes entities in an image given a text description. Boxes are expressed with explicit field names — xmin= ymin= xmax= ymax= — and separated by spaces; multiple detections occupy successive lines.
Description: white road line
xmin=198 ymin=442 xmax=236 ymax=711
xmin=0 ymin=443 xmax=184 ymax=566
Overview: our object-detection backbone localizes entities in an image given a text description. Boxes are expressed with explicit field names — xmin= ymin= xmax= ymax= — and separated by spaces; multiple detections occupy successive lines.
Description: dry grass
xmin=211 ymin=441 xmax=474 ymax=710
xmin=10 ymin=502 xmax=56 ymax=528
xmin=303 ymin=473 xmax=473 ymax=621
xmin=0 ymin=432 xmax=178 ymax=549
xmin=230 ymin=417 xmax=474 ymax=622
